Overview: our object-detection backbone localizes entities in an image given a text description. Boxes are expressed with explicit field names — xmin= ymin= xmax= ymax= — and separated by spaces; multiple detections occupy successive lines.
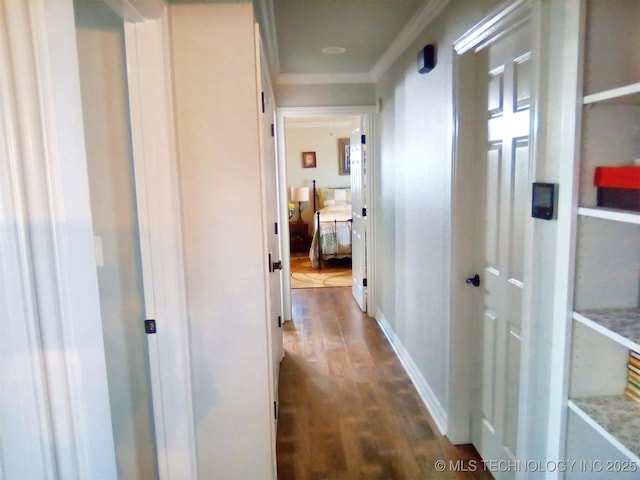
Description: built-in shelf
xmin=578 ymin=207 xmax=640 ymax=225
xmin=584 ymin=83 xmax=640 ymax=105
xmin=574 ymin=309 xmax=640 ymax=352
xmin=569 ymin=396 xmax=640 ymax=463
xmin=568 ymin=0 xmax=640 ymax=469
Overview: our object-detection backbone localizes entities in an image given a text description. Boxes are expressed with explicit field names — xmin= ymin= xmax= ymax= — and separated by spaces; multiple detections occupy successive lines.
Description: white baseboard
xmin=375 ymin=308 xmax=448 ymax=436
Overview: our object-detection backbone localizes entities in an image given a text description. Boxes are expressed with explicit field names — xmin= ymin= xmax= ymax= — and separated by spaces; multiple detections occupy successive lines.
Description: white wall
xmin=170 ymin=3 xmax=274 ymax=478
xmin=285 ymin=120 xmax=356 ymax=226
xmin=74 ymin=2 xmax=157 ymax=478
xmin=374 ymin=0 xmax=501 ymax=429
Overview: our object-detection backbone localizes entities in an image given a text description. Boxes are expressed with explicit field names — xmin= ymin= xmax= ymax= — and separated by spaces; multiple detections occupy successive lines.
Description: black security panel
xmin=532 ymin=182 xmax=556 ymax=220
xmin=417 ymin=44 xmax=436 ymax=74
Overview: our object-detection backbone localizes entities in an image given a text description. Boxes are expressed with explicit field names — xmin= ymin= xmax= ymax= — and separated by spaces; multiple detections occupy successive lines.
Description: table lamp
xmin=291 ymin=186 xmax=309 ymax=222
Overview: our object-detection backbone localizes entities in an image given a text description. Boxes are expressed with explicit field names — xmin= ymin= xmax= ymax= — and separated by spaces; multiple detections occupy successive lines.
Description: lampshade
xmin=291 ymin=186 xmax=309 ymax=202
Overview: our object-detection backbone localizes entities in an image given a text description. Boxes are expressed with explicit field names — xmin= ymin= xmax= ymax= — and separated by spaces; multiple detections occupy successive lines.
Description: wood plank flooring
xmin=276 ymin=287 xmax=493 ymax=479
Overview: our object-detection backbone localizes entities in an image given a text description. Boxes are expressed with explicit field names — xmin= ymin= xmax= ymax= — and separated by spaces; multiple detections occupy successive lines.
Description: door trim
xmin=276 ymin=106 xmax=376 ymax=319
xmin=454 ymin=0 xmax=531 ymax=56
xmin=450 ymin=0 xmax=534 ymax=448
xmin=0 ymin=1 xmax=117 ymax=477
xmin=255 ymin=26 xmax=282 ymax=476
xmin=114 ymin=2 xmax=199 ymax=478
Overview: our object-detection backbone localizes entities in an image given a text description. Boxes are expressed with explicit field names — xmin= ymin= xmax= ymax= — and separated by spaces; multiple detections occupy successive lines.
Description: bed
xmin=309 ymin=180 xmax=352 ymax=269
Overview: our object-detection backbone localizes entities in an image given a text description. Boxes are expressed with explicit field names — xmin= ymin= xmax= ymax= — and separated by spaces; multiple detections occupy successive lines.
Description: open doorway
xmin=276 ymin=106 xmax=375 ymax=320
xmin=74 ymin=2 xmax=156 ymax=477
xmin=284 ymin=115 xmax=358 ymax=289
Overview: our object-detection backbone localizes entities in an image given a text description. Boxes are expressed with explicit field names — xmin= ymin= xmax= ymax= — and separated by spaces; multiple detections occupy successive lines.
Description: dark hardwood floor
xmin=276 ymin=287 xmax=492 ymax=479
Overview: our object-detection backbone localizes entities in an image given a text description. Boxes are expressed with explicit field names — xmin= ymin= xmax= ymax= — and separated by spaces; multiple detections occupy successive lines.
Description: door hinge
xmin=271 ymin=124 xmax=275 ymax=137
xmin=361 ymin=134 xmax=366 ymax=144
xmin=274 ymin=401 xmax=278 ymax=420
xmin=363 ymin=278 xmax=367 ymax=287
xmin=274 ymin=222 xmax=278 ymax=235
xmin=261 ymin=92 xmax=265 ymax=113
xmin=268 ymin=252 xmax=273 ymax=273
xmin=278 ymin=315 xmax=282 ymax=327
xmin=362 ymin=207 xmax=367 ymax=217
xmin=144 ymin=319 xmax=157 ymax=334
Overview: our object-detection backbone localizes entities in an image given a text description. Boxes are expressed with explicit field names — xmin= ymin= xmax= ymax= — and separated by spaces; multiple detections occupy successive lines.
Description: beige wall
xmin=170 ymin=3 xmax=274 ymax=478
xmin=74 ymin=2 xmax=157 ymax=478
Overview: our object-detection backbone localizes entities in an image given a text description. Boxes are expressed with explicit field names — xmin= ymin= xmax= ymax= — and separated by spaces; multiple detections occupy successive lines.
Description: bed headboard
xmin=312 ymin=180 xmax=351 ymax=211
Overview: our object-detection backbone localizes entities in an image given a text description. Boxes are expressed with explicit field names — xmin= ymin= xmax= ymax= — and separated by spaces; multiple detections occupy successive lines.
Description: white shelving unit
xmin=578 ymin=207 xmax=640 ymax=225
xmin=583 ymin=83 xmax=640 ymax=105
xmin=566 ymin=0 xmax=640 ymax=470
xmin=574 ymin=310 xmax=640 ymax=351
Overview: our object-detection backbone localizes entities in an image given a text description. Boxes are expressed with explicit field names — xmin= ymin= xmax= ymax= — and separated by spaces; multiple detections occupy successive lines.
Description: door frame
xmin=276 ymin=106 xmax=376 ymax=319
xmin=0 ymin=1 xmax=118 ymax=477
xmin=256 ymin=27 xmax=283 ymax=472
xmin=105 ymin=1 xmax=199 ymax=478
xmin=449 ymin=0 xmax=536 ymax=454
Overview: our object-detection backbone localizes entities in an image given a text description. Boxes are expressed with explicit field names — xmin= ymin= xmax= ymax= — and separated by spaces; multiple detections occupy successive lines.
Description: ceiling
xmin=257 ymin=0 xmax=449 ymax=85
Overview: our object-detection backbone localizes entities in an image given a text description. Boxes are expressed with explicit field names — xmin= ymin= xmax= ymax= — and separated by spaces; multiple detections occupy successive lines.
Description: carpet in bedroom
xmin=290 ymin=253 xmax=351 ymax=289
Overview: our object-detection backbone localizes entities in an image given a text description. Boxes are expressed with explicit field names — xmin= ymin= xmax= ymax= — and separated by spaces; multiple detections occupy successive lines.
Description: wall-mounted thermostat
xmin=532 ymin=182 xmax=557 ymax=220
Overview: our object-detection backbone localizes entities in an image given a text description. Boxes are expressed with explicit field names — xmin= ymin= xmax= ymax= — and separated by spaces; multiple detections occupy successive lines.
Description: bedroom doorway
xmin=276 ymin=106 xmax=376 ymax=320
xmin=286 ymin=115 xmax=356 ymax=289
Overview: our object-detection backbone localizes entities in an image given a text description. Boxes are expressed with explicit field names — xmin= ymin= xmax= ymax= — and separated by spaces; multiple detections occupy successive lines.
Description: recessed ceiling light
xmin=322 ymin=46 xmax=346 ymax=55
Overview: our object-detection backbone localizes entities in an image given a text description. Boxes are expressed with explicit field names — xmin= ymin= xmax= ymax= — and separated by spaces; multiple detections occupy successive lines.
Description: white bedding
xmin=309 ymin=204 xmax=352 ymax=268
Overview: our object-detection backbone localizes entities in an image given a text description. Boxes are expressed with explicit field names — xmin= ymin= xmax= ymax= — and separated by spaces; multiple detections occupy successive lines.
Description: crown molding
xmin=370 ymin=0 xmax=451 ymax=82
xmin=103 ymin=0 xmax=165 ymax=20
xmin=276 ymin=72 xmax=374 ymax=86
xmin=254 ymin=0 xmax=281 ymax=77
xmin=453 ymin=0 xmax=531 ymax=55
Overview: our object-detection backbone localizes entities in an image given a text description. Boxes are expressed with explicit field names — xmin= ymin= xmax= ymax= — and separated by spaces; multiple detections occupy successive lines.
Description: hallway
xmin=276 ymin=287 xmax=492 ymax=479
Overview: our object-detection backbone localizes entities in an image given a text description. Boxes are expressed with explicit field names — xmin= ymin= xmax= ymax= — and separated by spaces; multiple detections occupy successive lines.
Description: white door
xmin=350 ymin=127 xmax=367 ymax=311
xmin=470 ymin=26 xmax=531 ymax=477
xmin=257 ymin=34 xmax=283 ymax=441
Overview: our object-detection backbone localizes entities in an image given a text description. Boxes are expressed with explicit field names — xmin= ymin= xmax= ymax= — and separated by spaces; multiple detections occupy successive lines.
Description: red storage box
xmin=594 ymin=166 xmax=640 ymax=211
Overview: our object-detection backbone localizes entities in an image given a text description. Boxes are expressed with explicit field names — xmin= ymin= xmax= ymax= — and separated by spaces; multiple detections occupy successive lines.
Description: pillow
xmin=322 ymin=204 xmax=350 ymax=213
xmin=318 ymin=187 xmax=351 ymax=208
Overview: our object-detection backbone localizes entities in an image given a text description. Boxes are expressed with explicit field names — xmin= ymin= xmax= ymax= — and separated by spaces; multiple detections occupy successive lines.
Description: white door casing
xmin=0 ymin=0 xmax=117 ymax=477
xmin=255 ymin=24 xmax=283 ymax=474
xmin=110 ymin=1 xmax=199 ymax=477
xmin=350 ymin=128 xmax=367 ymax=312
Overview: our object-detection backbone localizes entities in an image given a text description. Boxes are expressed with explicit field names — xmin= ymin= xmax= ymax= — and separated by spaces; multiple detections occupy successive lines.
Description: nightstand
xmin=289 ymin=221 xmax=309 ymax=253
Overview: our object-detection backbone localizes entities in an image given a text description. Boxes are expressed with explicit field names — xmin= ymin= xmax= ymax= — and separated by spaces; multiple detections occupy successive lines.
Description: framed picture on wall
xmin=302 ymin=151 xmax=316 ymax=168
xmin=338 ymin=138 xmax=350 ymax=175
